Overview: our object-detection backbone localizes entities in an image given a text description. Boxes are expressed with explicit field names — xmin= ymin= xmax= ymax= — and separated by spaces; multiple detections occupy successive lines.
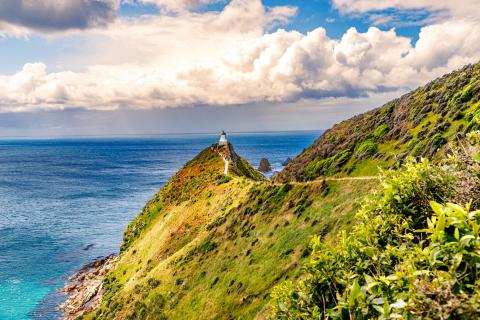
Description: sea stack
xmin=258 ymin=158 xmax=272 ymax=173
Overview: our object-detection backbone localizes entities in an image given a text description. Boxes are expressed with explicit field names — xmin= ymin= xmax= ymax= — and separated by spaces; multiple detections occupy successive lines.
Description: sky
xmin=0 ymin=0 xmax=479 ymax=137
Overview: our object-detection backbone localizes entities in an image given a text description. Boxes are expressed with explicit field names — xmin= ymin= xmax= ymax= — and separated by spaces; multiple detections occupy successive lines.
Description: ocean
xmin=0 ymin=131 xmax=321 ymax=320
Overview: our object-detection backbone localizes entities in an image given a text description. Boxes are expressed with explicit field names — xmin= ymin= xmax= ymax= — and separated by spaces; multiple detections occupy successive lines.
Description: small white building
xmin=219 ymin=130 xmax=228 ymax=146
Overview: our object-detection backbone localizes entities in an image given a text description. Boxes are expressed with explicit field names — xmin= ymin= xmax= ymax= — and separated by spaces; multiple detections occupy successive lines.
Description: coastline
xmin=58 ymin=255 xmax=117 ymax=319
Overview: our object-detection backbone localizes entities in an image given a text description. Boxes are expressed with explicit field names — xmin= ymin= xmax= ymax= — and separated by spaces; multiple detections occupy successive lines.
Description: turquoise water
xmin=0 ymin=131 xmax=320 ymax=319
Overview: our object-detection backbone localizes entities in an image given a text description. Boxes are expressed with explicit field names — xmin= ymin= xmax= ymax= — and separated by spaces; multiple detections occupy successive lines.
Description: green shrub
xmin=276 ymin=183 xmax=293 ymax=197
xmin=373 ymin=124 xmax=389 ymax=140
xmin=356 ymin=140 xmax=378 ymax=158
xmin=460 ymin=84 xmax=473 ymax=102
xmin=198 ymin=235 xmax=218 ymax=254
xmin=147 ymin=278 xmax=161 ymax=288
xmin=411 ymin=140 xmax=427 ymax=157
xmin=406 ymin=137 xmax=419 ymax=151
xmin=303 ymin=150 xmax=352 ymax=179
xmin=216 ymin=174 xmax=232 ymax=185
xmin=270 ymin=156 xmax=480 ymax=319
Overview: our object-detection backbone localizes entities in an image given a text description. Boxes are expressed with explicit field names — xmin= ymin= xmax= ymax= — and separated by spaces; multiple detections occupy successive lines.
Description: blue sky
xmin=121 ymin=0 xmax=425 ymax=38
xmin=0 ymin=0 xmax=478 ymax=137
xmin=0 ymin=0 xmax=427 ymax=74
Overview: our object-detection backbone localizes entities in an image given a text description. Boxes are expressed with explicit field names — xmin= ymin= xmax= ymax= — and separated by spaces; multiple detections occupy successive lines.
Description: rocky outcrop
xmin=59 ymin=255 xmax=117 ymax=320
xmin=282 ymin=157 xmax=293 ymax=166
xmin=258 ymin=158 xmax=272 ymax=173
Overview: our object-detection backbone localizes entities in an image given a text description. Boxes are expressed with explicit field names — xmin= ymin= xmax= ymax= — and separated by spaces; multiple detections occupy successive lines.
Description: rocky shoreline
xmin=59 ymin=255 xmax=117 ymax=319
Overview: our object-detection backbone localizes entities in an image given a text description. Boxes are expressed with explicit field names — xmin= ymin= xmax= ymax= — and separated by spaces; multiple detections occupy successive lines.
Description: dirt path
xmin=324 ymin=176 xmax=377 ymax=181
xmin=273 ymin=176 xmax=378 ymax=185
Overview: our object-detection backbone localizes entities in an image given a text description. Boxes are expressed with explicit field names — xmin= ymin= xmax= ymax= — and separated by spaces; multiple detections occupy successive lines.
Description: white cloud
xmin=0 ymin=0 xmax=479 ymax=112
xmin=332 ymin=0 xmax=480 ymax=25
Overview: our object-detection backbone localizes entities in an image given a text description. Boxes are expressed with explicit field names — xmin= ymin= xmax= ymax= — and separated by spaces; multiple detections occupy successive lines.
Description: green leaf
xmin=348 ymin=280 xmax=361 ymax=306
xmin=437 ymin=212 xmax=446 ymax=233
xmin=383 ymin=300 xmax=391 ymax=317
xmin=373 ymin=305 xmax=384 ymax=314
xmin=453 ymin=253 xmax=463 ymax=267
xmin=371 ymin=297 xmax=385 ymax=305
xmin=430 ymin=201 xmax=444 ymax=215
xmin=447 ymin=203 xmax=467 ymax=215
xmin=386 ymin=275 xmax=399 ymax=281
xmin=364 ymin=274 xmax=375 ymax=284
xmin=460 ymin=235 xmax=475 ymax=248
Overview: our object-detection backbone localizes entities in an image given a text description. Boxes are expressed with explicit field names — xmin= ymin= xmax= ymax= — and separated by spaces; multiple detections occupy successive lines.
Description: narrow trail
xmin=324 ymin=176 xmax=377 ymax=181
xmin=222 ymin=157 xmax=229 ymax=175
xmin=272 ymin=176 xmax=378 ymax=186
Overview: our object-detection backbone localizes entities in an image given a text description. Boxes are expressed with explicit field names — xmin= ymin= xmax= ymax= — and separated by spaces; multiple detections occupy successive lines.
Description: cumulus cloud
xmin=0 ymin=0 xmax=119 ymax=34
xmin=0 ymin=0 xmax=479 ymax=112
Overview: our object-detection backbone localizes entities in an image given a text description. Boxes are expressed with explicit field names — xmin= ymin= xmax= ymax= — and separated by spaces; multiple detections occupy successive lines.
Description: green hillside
xmin=84 ymin=144 xmax=375 ymax=319
xmin=275 ymin=62 xmax=480 ymax=182
xmin=79 ymin=62 xmax=480 ymax=320
xmin=271 ymin=135 xmax=480 ymax=319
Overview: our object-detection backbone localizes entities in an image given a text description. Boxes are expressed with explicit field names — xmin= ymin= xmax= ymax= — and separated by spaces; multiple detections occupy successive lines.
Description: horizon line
xmin=0 ymin=129 xmax=325 ymax=140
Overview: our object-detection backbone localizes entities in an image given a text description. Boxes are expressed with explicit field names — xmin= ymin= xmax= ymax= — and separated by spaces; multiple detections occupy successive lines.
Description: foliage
xmin=197 ymin=234 xmax=218 ymax=254
xmin=355 ymin=140 xmax=378 ymax=158
xmin=304 ymin=150 xmax=352 ymax=179
xmin=271 ymin=151 xmax=480 ymax=319
xmin=460 ymin=84 xmax=473 ymax=103
xmin=216 ymin=174 xmax=232 ymax=185
xmin=373 ymin=124 xmax=389 ymax=140
xmin=276 ymin=62 xmax=480 ymax=182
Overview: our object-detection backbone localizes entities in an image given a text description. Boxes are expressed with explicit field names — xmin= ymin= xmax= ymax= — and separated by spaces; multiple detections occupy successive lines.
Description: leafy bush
xmin=304 ymin=150 xmax=352 ymax=179
xmin=460 ymin=84 xmax=473 ymax=103
xmin=216 ymin=174 xmax=232 ymax=185
xmin=271 ymin=153 xmax=480 ymax=319
xmin=411 ymin=140 xmax=427 ymax=157
xmin=197 ymin=235 xmax=218 ymax=254
xmin=276 ymin=183 xmax=293 ymax=197
xmin=147 ymin=278 xmax=161 ymax=288
xmin=373 ymin=124 xmax=389 ymax=140
xmin=356 ymin=140 xmax=378 ymax=158
xmin=406 ymin=137 xmax=419 ymax=151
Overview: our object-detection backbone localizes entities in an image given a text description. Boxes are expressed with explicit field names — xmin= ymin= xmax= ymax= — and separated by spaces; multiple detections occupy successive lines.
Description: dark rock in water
xmin=82 ymin=244 xmax=94 ymax=251
xmin=258 ymin=158 xmax=272 ymax=173
xmin=282 ymin=157 xmax=293 ymax=166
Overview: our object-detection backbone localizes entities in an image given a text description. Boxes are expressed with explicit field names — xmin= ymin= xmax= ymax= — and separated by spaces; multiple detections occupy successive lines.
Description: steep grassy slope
xmin=84 ymin=144 xmax=376 ymax=319
xmin=275 ymin=62 xmax=480 ymax=182
xmin=120 ymin=143 xmax=264 ymax=253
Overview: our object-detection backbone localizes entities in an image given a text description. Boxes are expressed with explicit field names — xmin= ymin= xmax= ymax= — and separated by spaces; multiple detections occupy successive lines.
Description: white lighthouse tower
xmin=219 ymin=130 xmax=228 ymax=146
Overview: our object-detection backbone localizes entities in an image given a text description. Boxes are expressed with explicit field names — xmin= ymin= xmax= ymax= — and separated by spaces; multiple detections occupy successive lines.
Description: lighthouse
xmin=219 ymin=130 xmax=228 ymax=146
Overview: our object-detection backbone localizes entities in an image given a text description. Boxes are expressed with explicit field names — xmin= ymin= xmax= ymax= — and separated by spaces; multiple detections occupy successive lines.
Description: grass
xmin=276 ymin=62 xmax=480 ymax=182
xmin=85 ymin=148 xmax=377 ymax=319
